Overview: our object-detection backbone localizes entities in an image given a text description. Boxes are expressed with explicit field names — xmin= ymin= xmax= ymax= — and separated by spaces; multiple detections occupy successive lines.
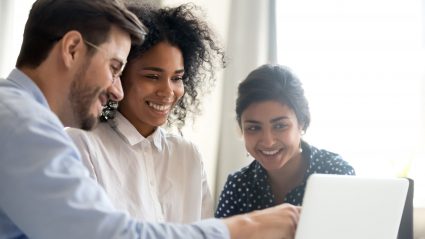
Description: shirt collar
xmin=300 ymin=140 xmax=315 ymax=181
xmin=150 ymin=127 xmax=163 ymax=151
xmin=7 ymin=68 xmax=50 ymax=108
xmin=112 ymin=112 xmax=163 ymax=151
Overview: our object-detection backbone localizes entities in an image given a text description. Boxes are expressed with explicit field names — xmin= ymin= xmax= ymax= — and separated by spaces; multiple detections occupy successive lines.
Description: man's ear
xmin=60 ymin=31 xmax=84 ymax=68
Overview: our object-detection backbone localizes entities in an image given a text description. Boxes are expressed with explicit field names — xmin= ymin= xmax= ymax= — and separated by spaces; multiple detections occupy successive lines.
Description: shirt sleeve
xmin=0 ymin=108 xmax=229 ymax=239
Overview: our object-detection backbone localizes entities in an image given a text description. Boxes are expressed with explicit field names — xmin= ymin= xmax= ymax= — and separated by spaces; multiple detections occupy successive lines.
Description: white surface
xmin=276 ymin=0 xmax=425 ymax=207
xmin=415 ymin=207 xmax=425 ymax=239
xmin=295 ymin=174 xmax=409 ymax=239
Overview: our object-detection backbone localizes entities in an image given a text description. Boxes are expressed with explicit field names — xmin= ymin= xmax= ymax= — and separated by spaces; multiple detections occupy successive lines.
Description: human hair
xmin=105 ymin=3 xmax=225 ymax=128
xmin=236 ymin=64 xmax=311 ymax=132
xmin=16 ymin=0 xmax=146 ymax=69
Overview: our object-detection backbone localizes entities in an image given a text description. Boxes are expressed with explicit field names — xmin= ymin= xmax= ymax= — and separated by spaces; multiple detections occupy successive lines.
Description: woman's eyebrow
xmin=141 ymin=67 xmax=185 ymax=74
xmin=270 ymin=116 xmax=288 ymax=123
xmin=141 ymin=66 xmax=163 ymax=72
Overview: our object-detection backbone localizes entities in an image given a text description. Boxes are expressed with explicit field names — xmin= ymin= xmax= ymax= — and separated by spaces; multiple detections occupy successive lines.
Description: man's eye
xmin=110 ymin=65 xmax=121 ymax=77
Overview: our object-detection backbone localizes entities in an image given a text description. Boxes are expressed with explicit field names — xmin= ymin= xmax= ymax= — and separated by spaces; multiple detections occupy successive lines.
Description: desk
xmin=414 ymin=207 xmax=425 ymax=239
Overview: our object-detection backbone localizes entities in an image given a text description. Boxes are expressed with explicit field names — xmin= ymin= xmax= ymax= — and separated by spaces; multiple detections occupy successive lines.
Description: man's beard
xmin=69 ymin=66 xmax=104 ymax=130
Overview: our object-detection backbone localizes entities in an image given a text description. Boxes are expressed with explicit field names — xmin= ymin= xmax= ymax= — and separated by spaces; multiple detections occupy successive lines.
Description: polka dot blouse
xmin=215 ymin=141 xmax=355 ymax=218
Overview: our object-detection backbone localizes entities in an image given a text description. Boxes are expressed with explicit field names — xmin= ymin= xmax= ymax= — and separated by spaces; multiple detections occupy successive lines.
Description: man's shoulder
xmin=0 ymin=81 xmax=32 ymax=110
xmin=0 ymin=84 xmax=61 ymax=132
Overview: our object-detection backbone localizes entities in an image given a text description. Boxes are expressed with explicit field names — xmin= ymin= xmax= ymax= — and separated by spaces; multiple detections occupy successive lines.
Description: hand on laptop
xmin=224 ymin=203 xmax=301 ymax=239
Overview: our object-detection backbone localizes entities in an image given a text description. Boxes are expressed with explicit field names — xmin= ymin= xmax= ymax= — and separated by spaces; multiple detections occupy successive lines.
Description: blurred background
xmin=1 ymin=0 xmax=424 ymax=237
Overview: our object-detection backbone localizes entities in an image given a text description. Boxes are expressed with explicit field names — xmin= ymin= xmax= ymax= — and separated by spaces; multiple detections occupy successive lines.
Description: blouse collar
xmin=110 ymin=112 xmax=163 ymax=151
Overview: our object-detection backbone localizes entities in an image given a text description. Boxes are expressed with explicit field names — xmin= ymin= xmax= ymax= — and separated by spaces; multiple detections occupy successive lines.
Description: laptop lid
xmin=398 ymin=178 xmax=414 ymax=239
xmin=295 ymin=174 xmax=409 ymax=239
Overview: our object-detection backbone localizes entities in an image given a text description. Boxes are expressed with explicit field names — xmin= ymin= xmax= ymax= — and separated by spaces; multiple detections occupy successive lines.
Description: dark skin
xmin=118 ymin=41 xmax=185 ymax=137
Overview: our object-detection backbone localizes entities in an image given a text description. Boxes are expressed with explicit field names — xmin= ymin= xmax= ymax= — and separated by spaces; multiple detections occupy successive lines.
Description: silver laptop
xmin=295 ymin=174 xmax=409 ymax=239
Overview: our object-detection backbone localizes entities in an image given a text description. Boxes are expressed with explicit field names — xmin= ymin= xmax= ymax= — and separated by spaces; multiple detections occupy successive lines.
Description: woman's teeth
xmin=148 ymin=102 xmax=170 ymax=111
xmin=261 ymin=149 xmax=279 ymax=155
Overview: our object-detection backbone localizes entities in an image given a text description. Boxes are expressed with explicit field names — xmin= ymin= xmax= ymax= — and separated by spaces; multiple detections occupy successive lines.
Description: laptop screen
xmin=295 ymin=174 xmax=409 ymax=239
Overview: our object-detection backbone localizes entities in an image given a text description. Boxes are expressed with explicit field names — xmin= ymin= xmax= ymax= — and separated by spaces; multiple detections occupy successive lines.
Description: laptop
xmin=398 ymin=178 xmax=414 ymax=239
xmin=295 ymin=174 xmax=409 ymax=239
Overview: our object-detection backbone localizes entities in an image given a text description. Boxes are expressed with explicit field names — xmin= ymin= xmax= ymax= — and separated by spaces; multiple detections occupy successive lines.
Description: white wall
xmin=0 ymin=0 xmax=33 ymax=78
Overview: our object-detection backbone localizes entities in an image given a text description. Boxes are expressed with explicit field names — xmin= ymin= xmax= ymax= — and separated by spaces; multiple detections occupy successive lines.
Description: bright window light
xmin=277 ymin=0 xmax=425 ymax=206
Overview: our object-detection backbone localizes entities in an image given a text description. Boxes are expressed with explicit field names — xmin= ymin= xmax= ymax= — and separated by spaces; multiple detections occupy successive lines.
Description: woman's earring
xmin=100 ymin=100 xmax=119 ymax=122
xmin=299 ymin=141 xmax=303 ymax=153
xmin=299 ymin=129 xmax=305 ymax=153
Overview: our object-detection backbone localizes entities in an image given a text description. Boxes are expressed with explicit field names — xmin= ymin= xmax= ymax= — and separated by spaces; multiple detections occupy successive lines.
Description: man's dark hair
xmin=16 ymin=0 xmax=146 ymax=68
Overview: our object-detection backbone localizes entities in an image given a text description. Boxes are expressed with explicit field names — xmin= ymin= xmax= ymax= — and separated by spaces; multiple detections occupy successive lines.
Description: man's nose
xmin=108 ymin=77 xmax=124 ymax=101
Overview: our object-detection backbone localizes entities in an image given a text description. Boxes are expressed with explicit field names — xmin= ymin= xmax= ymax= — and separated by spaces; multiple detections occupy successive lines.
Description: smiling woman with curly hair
xmin=103 ymin=3 xmax=225 ymax=129
xmin=66 ymin=3 xmax=225 ymax=223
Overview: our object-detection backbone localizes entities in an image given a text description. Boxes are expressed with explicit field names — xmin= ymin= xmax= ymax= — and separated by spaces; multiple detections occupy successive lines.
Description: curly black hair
xmin=100 ymin=3 xmax=225 ymax=129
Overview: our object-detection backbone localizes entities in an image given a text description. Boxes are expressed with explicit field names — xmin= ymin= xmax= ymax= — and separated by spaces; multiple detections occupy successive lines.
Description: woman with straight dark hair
xmin=215 ymin=64 xmax=355 ymax=218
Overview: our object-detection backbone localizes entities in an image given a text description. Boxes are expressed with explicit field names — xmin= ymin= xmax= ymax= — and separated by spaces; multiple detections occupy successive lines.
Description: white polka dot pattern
xmin=215 ymin=141 xmax=355 ymax=218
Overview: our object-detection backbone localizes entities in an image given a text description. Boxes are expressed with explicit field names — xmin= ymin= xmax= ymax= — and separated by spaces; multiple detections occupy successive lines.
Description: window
xmin=277 ymin=0 xmax=425 ymax=206
xmin=0 ymin=0 xmax=33 ymax=77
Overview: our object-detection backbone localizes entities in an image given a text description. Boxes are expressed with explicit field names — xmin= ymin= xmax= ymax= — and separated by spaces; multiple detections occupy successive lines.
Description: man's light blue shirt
xmin=0 ymin=69 xmax=229 ymax=239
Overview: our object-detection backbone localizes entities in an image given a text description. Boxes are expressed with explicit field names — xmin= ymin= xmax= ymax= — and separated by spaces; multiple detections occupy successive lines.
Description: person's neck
xmin=267 ymin=152 xmax=307 ymax=204
xmin=119 ymin=111 xmax=157 ymax=138
xmin=19 ymin=64 xmax=72 ymax=126
xmin=139 ymin=126 xmax=156 ymax=138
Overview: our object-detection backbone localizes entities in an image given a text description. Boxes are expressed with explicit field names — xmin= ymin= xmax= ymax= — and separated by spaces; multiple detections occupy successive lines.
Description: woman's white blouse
xmin=66 ymin=112 xmax=213 ymax=223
